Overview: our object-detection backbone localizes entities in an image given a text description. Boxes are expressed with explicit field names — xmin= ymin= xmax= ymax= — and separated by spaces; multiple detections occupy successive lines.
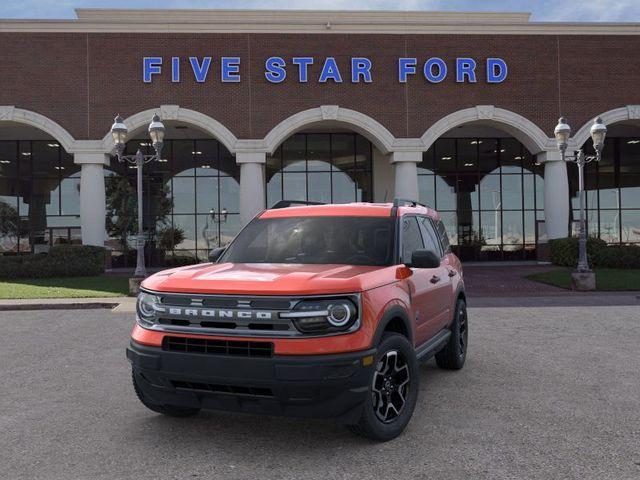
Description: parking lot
xmin=1 ymin=305 xmax=639 ymax=480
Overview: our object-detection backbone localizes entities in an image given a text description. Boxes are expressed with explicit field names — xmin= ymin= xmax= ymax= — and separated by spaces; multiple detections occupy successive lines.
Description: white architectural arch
xmin=100 ymin=105 xmax=239 ymax=154
xmin=263 ymin=106 xmax=397 ymax=155
xmin=572 ymin=105 xmax=640 ymax=148
xmin=421 ymin=105 xmax=553 ymax=154
xmin=0 ymin=106 xmax=76 ymax=153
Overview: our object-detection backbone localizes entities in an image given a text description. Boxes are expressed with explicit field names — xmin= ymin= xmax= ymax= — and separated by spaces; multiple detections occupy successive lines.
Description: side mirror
xmin=208 ymin=247 xmax=226 ymax=263
xmin=408 ymin=249 xmax=441 ymax=269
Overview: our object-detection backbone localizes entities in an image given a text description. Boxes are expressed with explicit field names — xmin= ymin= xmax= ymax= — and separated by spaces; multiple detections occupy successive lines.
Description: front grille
xmin=171 ymin=380 xmax=274 ymax=397
xmin=163 ymin=336 xmax=273 ymax=357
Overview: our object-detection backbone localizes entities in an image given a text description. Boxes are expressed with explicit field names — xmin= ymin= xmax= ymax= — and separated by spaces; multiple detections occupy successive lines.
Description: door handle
xmin=448 ymin=269 xmax=457 ymax=277
xmin=430 ymin=275 xmax=441 ymax=284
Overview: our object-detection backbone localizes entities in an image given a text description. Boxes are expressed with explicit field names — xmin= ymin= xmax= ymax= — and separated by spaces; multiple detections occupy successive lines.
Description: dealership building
xmin=1 ymin=9 xmax=639 ymax=264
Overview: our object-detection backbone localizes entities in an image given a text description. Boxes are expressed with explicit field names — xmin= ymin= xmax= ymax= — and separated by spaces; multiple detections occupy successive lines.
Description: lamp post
xmin=553 ymin=116 xmax=607 ymax=278
xmin=110 ymin=114 xmax=165 ymax=277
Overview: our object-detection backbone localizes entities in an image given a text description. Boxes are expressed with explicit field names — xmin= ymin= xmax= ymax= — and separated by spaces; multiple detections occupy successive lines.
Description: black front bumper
xmin=126 ymin=341 xmax=376 ymax=423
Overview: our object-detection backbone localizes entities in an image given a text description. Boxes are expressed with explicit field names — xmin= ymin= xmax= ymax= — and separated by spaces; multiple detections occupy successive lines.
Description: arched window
xmin=418 ymin=137 xmax=544 ymax=261
xmin=266 ymin=133 xmax=373 ymax=207
xmin=0 ymin=140 xmax=79 ymax=254
xmin=106 ymin=138 xmax=240 ymax=266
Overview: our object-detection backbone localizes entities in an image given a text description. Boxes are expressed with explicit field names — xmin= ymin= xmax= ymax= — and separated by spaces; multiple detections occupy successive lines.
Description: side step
xmin=415 ymin=329 xmax=451 ymax=361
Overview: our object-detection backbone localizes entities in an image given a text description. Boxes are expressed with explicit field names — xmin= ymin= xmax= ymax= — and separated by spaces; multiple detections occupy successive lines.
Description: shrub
xmin=549 ymin=237 xmax=607 ymax=267
xmin=550 ymin=237 xmax=640 ymax=269
xmin=0 ymin=245 xmax=106 ymax=279
xmin=593 ymin=245 xmax=640 ymax=269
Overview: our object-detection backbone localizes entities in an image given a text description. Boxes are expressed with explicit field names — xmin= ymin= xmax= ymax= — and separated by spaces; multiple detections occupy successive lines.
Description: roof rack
xmin=390 ymin=198 xmax=426 ymax=216
xmin=270 ymin=200 xmax=326 ymax=209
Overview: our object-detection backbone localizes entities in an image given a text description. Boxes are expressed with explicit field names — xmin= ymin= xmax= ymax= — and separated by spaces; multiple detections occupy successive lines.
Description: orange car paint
xmin=133 ymin=202 xmax=463 ymax=356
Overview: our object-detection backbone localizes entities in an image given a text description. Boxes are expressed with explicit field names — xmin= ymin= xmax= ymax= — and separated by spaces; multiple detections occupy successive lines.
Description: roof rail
xmin=390 ymin=198 xmax=426 ymax=216
xmin=270 ymin=200 xmax=326 ymax=209
xmin=392 ymin=198 xmax=426 ymax=208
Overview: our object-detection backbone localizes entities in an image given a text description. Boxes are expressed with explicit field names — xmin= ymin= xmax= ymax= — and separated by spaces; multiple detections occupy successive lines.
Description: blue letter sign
xmin=189 ymin=57 xmax=211 ymax=83
xmin=142 ymin=56 xmax=508 ymax=84
xmin=487 ymin=58 xmax=508 ymax=83
xmin=143 ymin=57 xmax=162 ymax=83
xmin=265 ymin=57 xmax=287 ymax=83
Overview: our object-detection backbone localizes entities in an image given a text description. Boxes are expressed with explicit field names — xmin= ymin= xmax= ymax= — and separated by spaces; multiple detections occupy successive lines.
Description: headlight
xmin=281 ymin=298 xmax=358 ymax=334
xmin=136 ymin=291 xmax=162 ymax=326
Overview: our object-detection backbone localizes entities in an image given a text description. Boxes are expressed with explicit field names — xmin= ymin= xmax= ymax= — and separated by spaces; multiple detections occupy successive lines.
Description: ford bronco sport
xmin=127 ymin=199 xmax=468 ymax=441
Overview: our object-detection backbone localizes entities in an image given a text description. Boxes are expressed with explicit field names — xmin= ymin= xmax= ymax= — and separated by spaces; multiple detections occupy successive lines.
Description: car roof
xmin=259 ymin=202 xmax=440 ymax=220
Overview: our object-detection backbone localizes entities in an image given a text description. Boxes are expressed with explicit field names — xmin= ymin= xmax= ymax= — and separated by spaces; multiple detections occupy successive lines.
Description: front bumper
xmin=126 ymin=340 xmax=376 ymax=423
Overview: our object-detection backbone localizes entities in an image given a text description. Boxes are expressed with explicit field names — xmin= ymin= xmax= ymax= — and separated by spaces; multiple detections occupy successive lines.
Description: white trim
xmin=263 ymin=106 xmax=397 ymax=155
xmin=421 ymin=105 xmax=553 ymax=154
xmin=2 ymin=10 xmax=640 ymax=35
xmin=100 ymin=105 xmax=239 ymax=154
xmin=571 ymin=105 xmax=640 ymax=148
xmin=0 ymin=106 xmax=76 ymax=153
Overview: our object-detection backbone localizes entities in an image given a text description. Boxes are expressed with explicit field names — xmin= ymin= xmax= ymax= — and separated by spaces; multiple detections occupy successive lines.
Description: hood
xmin=141 ymin=262 xmax=397 ymax=295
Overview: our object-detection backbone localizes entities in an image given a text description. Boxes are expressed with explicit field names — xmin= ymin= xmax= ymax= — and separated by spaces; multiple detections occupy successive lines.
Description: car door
xmin=400 ymin=216 xmax=442 ymax=346
xmin=418 ymin=216 xmax=453 ymax=331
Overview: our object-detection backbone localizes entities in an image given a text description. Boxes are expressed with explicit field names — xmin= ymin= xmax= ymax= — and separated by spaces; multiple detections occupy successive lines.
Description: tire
xmin=347 ymin=333 xmax=419 ymax=441
xmin=131 ymin=370 xmax=200 ymax=418
xmin=435 ymin=298 xmax=468 ymax=370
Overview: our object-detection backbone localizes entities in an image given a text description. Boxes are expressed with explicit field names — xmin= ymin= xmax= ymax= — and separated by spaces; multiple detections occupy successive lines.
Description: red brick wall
xmin=1 ymin=32 xmax=639 ymax=142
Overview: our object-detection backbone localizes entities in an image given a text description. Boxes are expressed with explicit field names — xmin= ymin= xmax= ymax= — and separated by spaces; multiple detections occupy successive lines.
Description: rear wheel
xmin=131 ymin=370 xmax=200 ymax=417
xmin=347 ymin=333 xmax=419 ymax=441
xmin=435 ymin=298 xmax=468 ymax=370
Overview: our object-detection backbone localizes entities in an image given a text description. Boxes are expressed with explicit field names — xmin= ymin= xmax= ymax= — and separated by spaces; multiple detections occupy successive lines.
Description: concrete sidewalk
xmin=0 ymin=296 xmax=134 ymax=311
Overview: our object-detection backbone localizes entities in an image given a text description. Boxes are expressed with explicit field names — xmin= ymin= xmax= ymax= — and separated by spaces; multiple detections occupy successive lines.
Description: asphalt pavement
xmin=1 ymin=306 xmax=639 ymax=480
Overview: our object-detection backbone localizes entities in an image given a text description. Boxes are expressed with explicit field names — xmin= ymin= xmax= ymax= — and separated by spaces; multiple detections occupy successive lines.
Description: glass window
xmin=418 ymin=216 xmax=443 ymax=257
xmin=221 ymin=216 xmax=395 ymax=266
xmin=195 ymin=177 xmax=219 ymax=214
xmin=307 ymin=134 xmax=331 ymax=171
xmin=457 ymin=138 xmax=479 ymax=173
xmin=435 ymin=176 xmax=456 ymax=211
xmin=621 ymin=210 xmax=640 ymax=243
xmin=307 ymin=172 xmax=332 ymax=203
xmin=435 ymin=139 xmax=456 ymax=175
xmin=418 ymin=175 xmax=435 ymax=207
xmin=500 ymin=138 xmax=523 ymax=174
xmin=264 ymin=133 xmax=372 ymax=206
xmin=502 ymin=175 xmax=523 ymax=210
xmin=402 ymin=216 xmax=423 ymax=264
xmin=435 ymin=219 xmax=452 ymax=253
xmin=282 ymin=135 xmax=306 ymax=172
xmin=599 ymin=210 xmax=620 ymax=243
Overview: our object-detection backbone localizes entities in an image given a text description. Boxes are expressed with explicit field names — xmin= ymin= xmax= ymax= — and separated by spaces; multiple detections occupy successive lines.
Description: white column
xmin=237 ymin=151 xmax=266 ymax=225
xmin=539 ymin=151 xmax=569 ymax=239
xmin=75 ymin=153 xmax=109 ymax=246
xmin=391 ymin=151 xmax=421 ymax=201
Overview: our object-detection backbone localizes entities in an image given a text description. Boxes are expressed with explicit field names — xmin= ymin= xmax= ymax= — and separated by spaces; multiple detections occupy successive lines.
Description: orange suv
xmin=127 ymin=199 xmax=468 ymax=440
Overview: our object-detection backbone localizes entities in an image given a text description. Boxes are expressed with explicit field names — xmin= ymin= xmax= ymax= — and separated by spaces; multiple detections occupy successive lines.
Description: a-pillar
xmin=75 ymin=152 xmax=109 ymax=246
xmin=237 ymin=151 xmax=266 ymax=225
xmin=391 ymin=151 xmax=422 ymax=202
xmin=538 ymin=151 xmax=569 ymax=239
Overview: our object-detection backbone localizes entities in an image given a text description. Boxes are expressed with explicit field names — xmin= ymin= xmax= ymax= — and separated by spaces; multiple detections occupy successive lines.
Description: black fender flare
xmin=371 ymin=305 xmax=413 ymax=347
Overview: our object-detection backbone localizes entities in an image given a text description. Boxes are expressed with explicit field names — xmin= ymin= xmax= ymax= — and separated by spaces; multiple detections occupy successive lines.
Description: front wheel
xmin=435 ymin=298 xmax=468 ymax=370
xmin=347 ymin=333 xmax=419 ymax=441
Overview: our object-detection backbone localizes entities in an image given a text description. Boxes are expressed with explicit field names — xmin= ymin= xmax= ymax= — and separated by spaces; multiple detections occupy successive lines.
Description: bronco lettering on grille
xmin=166 ymin=308 xmax=273 ymax=320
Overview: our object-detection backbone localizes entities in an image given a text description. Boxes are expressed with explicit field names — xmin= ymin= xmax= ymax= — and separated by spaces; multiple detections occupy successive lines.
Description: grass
xmin=0 ymin=276 xmax=129 ymax=299
xmin=526 ymin=268 xmax=640 ymax=291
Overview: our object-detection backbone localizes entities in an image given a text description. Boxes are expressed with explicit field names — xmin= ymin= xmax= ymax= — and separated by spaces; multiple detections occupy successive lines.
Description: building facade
xmin=1 ymin=9 xmax=639 ymax=264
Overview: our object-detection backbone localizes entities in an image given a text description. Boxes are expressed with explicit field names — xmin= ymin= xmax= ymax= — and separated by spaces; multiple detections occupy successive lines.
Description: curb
xmin=0 ymin=302 xmax=120 ymax=311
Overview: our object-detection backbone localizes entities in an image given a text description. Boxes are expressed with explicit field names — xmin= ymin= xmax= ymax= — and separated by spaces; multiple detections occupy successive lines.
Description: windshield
xmin=220 ymin=216 xmax=396 ymax=266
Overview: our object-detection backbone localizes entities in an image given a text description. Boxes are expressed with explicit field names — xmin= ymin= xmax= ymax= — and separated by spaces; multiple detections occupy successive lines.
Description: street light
xmin=110 ymin=113 xmax=165 ymax=277
xmin=554 ymin=116 xmax=607 ymax=275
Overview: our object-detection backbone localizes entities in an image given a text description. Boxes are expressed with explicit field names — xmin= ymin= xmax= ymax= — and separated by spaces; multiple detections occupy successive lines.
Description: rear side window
xmin=401 ymin=217 xmax=424 ymax=264
xmin=418 ymin=217 xmax=443 ymax=258
xmin=435 ymin=220 xmax=451 ymax=254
